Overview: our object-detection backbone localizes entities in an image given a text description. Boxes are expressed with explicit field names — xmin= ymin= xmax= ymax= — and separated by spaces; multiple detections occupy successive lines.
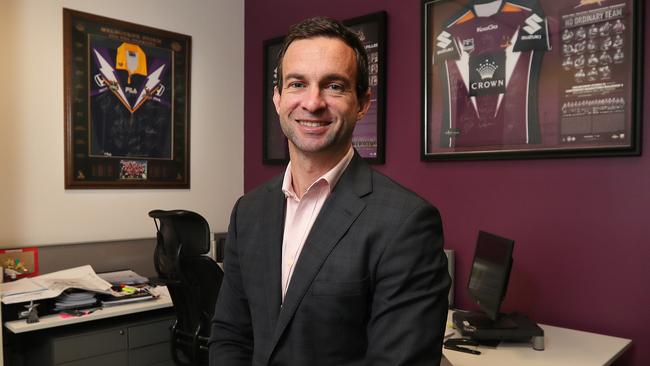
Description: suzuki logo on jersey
xmin=435 ymin=31 xmax=457 ymax=57
xmin=522 ymin=14 xmax=544 ymax=40
xmin=476 ymin=24 xmax=498 ymax=32
xmin=469 ymin=53 xmax=506 ymax=96
xmin=436 ymin=31 xmax=452 ymax=49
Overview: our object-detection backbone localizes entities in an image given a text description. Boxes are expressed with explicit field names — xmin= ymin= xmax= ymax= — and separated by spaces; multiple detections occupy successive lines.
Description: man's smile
xmin=296 ymin=119 xmax=332 ymax=128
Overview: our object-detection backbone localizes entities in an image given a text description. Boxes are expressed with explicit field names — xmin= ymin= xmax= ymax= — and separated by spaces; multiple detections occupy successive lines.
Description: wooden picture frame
xmin=63 ymin=9 xmax=192 ymax=188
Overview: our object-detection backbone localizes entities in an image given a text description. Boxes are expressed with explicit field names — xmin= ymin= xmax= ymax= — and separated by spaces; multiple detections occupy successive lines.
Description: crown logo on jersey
xmin=476 ymin=60 xmax=498 ymax=80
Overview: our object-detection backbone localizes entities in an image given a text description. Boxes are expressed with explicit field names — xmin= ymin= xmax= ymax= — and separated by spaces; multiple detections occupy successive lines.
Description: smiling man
xmin=209 ymin=17 xmax=451 ymax=366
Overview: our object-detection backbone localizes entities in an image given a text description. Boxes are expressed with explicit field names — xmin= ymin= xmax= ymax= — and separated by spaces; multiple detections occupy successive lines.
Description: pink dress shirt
xmin=280 ymin=148 xmax=354 ymax=301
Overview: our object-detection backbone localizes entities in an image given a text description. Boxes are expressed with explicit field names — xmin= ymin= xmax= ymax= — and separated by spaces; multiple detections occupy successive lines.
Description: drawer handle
xmin=119 ymin=330 xmax=125 ymax=335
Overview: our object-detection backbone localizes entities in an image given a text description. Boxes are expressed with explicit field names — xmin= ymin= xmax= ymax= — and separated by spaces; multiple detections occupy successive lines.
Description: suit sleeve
xmin=209 ymin=198 xmax=254 ymax=365
xmin=366 ymin=203 xmax=451 ymax=366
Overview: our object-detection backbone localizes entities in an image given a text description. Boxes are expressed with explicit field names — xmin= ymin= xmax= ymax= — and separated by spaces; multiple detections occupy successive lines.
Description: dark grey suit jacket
xmin=209 ymin=153 xmax=450 ymax=365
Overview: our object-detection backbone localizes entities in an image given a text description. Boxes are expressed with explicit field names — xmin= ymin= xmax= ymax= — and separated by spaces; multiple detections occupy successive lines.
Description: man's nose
xmin=301 ymin=86 xmax=326 ymax=112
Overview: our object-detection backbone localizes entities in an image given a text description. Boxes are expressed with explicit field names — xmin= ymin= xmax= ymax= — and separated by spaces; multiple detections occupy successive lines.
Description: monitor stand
xmin=458 ymin=311 xmax=519 ymax=329
xmin=452 ymin=311 xmax=545 ymax=350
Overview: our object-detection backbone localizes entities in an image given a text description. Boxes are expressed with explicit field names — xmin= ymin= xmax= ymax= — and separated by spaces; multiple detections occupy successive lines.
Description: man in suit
xmin=209 ymin=16 xmax=451 ymax=366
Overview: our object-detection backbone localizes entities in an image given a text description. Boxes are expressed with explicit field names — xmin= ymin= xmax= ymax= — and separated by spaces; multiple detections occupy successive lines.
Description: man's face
xmin=273 ymin=37 xmax=370 ymax=159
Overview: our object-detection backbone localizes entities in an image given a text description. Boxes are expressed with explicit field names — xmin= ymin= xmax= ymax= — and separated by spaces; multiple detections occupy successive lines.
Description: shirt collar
xmin=282 ymin=147 xmax=354 ymax=200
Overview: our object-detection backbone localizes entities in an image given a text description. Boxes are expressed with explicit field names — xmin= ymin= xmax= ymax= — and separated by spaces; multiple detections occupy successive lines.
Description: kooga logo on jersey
xmin=476 ymin=24 xmax=498 ymax=32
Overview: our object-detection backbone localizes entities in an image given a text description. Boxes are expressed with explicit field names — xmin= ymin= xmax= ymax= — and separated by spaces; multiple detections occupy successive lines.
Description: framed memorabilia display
xmin=262 ymin=36 xmax=289 ymax=164
xmin=262 ymin=11 xmax=387 ymax=164
xmin=63 ymin=9 xmax=191 ymax=188
xmin=422 ymin=0 xmax=642 ymax=160
xmin=345 ymin=11 xmax=388 ymax=164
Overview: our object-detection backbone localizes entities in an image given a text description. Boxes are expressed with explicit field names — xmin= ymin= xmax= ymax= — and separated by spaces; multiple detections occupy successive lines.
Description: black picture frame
xmin=262 ymin=36 xmax=289 ymax=164
xmin=422 ymin=0 xmax=642 ymax=161
xmin=262 ymin=11 xmax=387 ymax=164
xmin=63 ymin=8 xmax=191 ymax=188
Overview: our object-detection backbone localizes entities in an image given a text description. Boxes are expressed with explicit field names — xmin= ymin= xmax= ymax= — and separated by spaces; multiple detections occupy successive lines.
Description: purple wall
xmin=244 ymin=1 xmax=649 ymax=364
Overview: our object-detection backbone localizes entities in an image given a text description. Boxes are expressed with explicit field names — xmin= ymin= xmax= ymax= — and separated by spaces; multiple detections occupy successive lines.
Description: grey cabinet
xmin=22 ymin=312 xmax=175 ymax=366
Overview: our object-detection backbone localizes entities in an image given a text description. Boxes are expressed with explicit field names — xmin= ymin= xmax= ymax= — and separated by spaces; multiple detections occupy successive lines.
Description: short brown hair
xmin=275 ymin=16 xmax=369 ymax=99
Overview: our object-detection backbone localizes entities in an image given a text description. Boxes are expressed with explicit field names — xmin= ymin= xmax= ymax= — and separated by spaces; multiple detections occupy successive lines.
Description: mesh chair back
xmin=149 ymin=209 xmax=223 ymax=365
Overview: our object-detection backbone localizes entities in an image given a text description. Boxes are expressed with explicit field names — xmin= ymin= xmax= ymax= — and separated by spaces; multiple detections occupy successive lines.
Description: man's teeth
xmin=299 ymin=121 xmax=327 ymax=127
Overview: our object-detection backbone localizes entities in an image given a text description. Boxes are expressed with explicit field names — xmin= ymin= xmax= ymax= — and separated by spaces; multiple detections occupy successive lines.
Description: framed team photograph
xmin=262 ymin=11 xmax=387 ymax=164
xmin=63 ymin=9 xmax=191 ymax=188
xmin=422 ymin=0 xmax=642 ymax=160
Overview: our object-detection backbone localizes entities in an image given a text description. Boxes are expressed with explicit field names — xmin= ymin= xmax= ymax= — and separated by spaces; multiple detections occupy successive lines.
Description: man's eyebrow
xmin=283 ymin=73 xmax=352 ymax=83
xmin=283 ymin=73 xmax=305 ymax=81
xmin=320 ymin=73 xmax=352 ymax=83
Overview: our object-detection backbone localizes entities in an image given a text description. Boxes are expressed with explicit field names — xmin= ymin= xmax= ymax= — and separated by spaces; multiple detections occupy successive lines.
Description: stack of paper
xmin=101 ymin=291 xmax=154 ymax=307
xmin=54 ymin=291 xmax=98 ymax=311
xmin=0 ymin=278 xmax=46 ymax=297
xmin=0 ymin=265 xmax=112 ymax=305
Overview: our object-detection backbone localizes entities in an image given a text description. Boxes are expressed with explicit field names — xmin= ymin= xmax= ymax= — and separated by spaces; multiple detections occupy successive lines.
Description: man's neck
xmin=289 ymin=146 xmax=350 ymax=198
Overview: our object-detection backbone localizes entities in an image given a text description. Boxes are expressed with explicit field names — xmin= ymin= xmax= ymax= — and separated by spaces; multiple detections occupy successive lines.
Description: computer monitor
xmin=467 ymin=230 xmax=514 ymax=321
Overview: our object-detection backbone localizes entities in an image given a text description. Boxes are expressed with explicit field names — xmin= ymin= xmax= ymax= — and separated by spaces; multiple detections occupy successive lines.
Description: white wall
xmin=0 ymin=0 xmax=244 ymax=246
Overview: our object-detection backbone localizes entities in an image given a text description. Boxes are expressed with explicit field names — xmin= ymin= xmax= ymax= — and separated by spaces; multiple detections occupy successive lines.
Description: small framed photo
xmin=262 ymin=11 xmax=388 ymax=164
xmin=63 ymin=9 xmax=191 ymax=188
xmin=422 ymin=0 xmax=642 ymax=160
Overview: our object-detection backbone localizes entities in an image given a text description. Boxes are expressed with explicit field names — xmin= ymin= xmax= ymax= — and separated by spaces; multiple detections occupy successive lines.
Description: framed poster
xmin=63 ymin=9 xmax=191 ymax=188
xmin=262 ymin=11 xmax=387 ymax=164
xmin=262 ymin=36 xmax=289 ymax=164
xmin=422 ymin=0 xmax=642 ymax=160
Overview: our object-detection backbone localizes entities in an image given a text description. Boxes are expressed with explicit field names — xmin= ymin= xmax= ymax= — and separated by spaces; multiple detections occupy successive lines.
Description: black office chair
xmin=149 ymin=209 xmax=224 ymax=366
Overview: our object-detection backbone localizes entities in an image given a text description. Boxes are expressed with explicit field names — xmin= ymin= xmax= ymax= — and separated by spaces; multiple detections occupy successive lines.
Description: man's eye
xmin=325 ymin=83 xmax=344 ymax=92
xmin=287 ymin=81 xmax=305 ymax=89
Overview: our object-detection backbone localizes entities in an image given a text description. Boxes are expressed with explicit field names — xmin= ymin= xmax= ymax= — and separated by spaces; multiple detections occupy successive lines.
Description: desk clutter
xmin=0 ymin=247 xmax=39 ymax=281
xmin=0 ymin=266 xmax=158 ymax=323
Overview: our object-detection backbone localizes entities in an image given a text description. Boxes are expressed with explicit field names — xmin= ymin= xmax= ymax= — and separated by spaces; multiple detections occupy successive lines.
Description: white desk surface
xmin=3 ymin=286 xmax=173 ymax=334
xmin=443 ymin=310 xmax=631 ymax=366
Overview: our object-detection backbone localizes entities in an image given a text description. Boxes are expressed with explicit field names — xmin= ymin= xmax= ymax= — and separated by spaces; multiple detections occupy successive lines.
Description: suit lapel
xmin=265 ymin=154 xmax=372 ymax=362
xmin=261 ymin=177 xmax=285 ymax=332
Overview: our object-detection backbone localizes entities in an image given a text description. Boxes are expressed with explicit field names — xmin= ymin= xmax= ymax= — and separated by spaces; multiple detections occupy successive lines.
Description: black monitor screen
xmin=467 ymin=231 xmax=514 ymax=321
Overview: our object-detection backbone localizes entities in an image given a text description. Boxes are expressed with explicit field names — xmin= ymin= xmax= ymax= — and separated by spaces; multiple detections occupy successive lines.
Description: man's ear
xmin=272 ymin=86 xmax=281 ymax=114
xmin=356 ymin=88 xmax=372 ymax=121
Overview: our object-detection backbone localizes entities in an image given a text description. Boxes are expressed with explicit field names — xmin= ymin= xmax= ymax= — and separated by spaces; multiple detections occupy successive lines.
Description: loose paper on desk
xmin=0 ymin=265 xmax=112 ymax=304
xmin=97 ymin=269 xmax=148 ymax=286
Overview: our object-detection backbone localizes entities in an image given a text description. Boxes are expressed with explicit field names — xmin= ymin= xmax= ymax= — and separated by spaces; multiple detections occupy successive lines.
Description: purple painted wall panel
xmin=244 ymin=1 xmax=648 ymax=364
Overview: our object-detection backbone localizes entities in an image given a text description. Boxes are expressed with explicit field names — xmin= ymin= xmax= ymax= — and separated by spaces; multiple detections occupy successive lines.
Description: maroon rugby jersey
xmin=434 ymin=0 xmax=550 ymax=148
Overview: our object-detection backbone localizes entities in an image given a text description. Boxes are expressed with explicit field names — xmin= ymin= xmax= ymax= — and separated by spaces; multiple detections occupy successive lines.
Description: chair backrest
xmin=149 ymin=209 xmax=224 ymax=365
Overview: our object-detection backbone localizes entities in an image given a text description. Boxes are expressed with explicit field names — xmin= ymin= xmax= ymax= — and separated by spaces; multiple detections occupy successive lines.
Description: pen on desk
xmin=444 ymin=344 xmax=481 ymax=355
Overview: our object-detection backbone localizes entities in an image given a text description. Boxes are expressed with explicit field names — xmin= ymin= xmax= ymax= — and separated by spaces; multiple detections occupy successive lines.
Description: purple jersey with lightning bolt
xmin=434 ymin=0 xmax=550 ymax=148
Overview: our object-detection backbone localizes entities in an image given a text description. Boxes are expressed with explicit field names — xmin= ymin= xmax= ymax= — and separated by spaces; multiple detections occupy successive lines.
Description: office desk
xmin=4 ymin=286 xmax=173 ymax=333
xmin=443 ymin=310 xmax=631 ymax=366
xmin=3 ymin=286 xmax=174 ymax=366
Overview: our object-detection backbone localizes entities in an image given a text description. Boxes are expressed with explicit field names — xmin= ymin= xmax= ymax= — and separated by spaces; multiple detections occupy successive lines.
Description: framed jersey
xmin=63 ymin=9 xmax=191 ymax=188
xmin=422 ymin=0 xmax=642 ymax=160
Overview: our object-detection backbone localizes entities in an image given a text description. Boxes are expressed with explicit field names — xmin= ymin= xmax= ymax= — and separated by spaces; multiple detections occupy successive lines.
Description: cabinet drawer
xmin=53 ymin=328 xmax=127 ymax=364
xmin=129 ymin=342 xmax=172 ymax=366
xmin=129 ymin=318 xmax=174 ymax=348
xmin=58 ymin=351 xmax=127 ymax=366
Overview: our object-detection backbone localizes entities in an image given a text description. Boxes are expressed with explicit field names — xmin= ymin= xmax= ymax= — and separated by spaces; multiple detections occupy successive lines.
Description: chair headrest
xmin=149 ymin=209 xmax=211 ymax=256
